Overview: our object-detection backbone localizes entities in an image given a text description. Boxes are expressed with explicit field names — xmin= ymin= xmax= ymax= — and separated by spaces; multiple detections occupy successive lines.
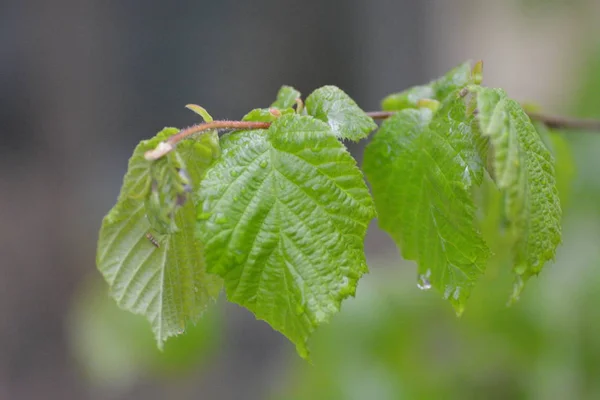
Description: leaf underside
xmin=196 ymin=114 xmax=376 ymax=358
xmin=473 ymin=87 xmax=562 ymax=300
xmin=97 ymin=129 xmax=222 ymax=348
xmin=363 ymin=95 xmax=490 ymax=313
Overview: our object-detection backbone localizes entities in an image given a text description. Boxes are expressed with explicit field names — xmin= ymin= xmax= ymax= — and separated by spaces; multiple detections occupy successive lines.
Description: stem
xmin=145 ymin=111 xmax=600 ymax=160
xmin=526 ymin=112 xmax=600 ymax=131
xmin=144 ymin=120 xmax=270 ymax=160
xmin=169 ymin=120 xmax=271 ymax=144
xmin=367 ymin=110 xmax=600 ymax=131
xmin=365 ymin=111 xmax=394 ymax=120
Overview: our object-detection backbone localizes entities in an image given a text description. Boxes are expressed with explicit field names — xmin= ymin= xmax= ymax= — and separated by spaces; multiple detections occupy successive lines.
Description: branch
xmin=144 ymin=120 xmax=270 ymax=160
xmin=145 ymin=110 xmax=600 ymax=160
xmin=526 ymin=112 xmax=600 ymax=131
xmin=366 ymin=110 xmax=600 ymax=131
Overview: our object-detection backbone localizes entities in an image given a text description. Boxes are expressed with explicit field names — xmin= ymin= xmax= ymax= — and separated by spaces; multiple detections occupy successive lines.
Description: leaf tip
xmin=508 ymin=275 xmax=526 ymax=306
xmin=472 ymin=60 xmax=484 ymax=85
xmin=185 ymin=104 xmax=213 ymax=122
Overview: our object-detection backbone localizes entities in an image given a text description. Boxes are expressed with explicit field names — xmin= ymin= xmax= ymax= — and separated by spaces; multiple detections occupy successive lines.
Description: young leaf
xmin=271 ymin=85 xmax=301 ymax=109
xmin=472 ymin=87 xmax=562 ymax=300
xmin=243 ymin=107 xmax=294 ymax=123
xmin=195 ymin=114 xmax=376 ymax=358
xmin=305 ymin=86 xmax=377 ymax=141
xmin=145 ymin=151 xmax=193 ymax=233
xmin=363 ymin=96 xmax=490 ymax=313
xmin=185 ymin=104 xmax=213 ymax=122
xmin=97 ymin=129 xmax=222 ymax=348
xmin=382 ymin=62 xmax=473 ymax=111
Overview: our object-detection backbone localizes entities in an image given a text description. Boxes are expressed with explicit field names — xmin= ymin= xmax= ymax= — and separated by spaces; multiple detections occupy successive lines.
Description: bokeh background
xmin=2 ymin=0 xmax=600 ymax=399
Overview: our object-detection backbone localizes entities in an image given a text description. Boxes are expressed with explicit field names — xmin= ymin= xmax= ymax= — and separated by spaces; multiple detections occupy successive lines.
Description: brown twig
xmin=526 ymin=112 xmax=600 ymax=131
xmin=144 ymin=120 xmax=270 ymax=160
xmin=144 ymin=110 xmax=600 ymax=160
xmin=367 ymin=110 xmax=600 ymax=132
xmin=365 ymin=111 xmax=395 ymax=120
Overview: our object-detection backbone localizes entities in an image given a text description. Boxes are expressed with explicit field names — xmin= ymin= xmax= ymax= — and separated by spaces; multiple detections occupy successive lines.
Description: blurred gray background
xmin=2 ymin=0 xmax=600 ymax=399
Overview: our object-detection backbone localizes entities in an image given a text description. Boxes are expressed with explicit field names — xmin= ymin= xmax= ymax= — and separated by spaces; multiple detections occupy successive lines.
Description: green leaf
xmin=97 ymin=128 xmax=222 ymax=348
xmin=382 ymin=62 xmax=473 ymax=111
xmin=196 ymin=114 xmax=376 ymax=358
xmin=243 ymin=107 xmax=295 ymax=123
xmin=381 ymin=85 xmax=435 ymax=112
xmin=472 ymin=87 xmax=562 ymax=300
xmin=535 ymin=122 xmax=575 ymax=208
xmin=271 ymin=85 xmax=301 ymax=109
xmin=305 ymin=85 xmax=377 ymax=141
xmin=185 ymin=104 xmax=213 ymax=122
xmin=363 ymin=96 xmax=490 ymax=313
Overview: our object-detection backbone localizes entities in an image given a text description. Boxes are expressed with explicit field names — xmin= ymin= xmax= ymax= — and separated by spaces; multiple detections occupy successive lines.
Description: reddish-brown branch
xmin=367 ymin=110 xmax=600 ymax=132
xmin=526 ymin=112 xmax=600 ymax=131
xmin=144 ymin=120 xmax=270 ymax=160
xmin=168 ymin=120 xmax=271 ymax=144
xmin=366 ymin=111 xmax=395 ymax=120
xmin=144 ymin=111 xmax=600 ymax=160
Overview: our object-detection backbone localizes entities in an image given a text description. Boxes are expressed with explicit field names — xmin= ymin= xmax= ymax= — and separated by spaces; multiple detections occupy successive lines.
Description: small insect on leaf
xmin=145 ymin=232 xmax=160 ymax=248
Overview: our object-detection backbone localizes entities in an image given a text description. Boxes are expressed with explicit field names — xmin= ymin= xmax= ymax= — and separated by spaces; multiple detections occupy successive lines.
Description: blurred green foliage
xmin=276 ymin=209 xmax=600 ymax=399
xmin=68 ymin=276 xmax=221 ymax=388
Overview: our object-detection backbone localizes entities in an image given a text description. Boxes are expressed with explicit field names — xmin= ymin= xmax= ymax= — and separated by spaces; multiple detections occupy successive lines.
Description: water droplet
xmin=417 ymin=271 xmax=432 ymax=291
xmin=231 ymin=170 xmax=240 ymax=177
xmin=259 ymin=160 xmax=268 ymax=168
xmin=193 ymin=286 xmax=199 ymax=293
xmin=452 ymin=287 xmax=461 ymax=300
xmin=462 ymin=165 xmax=471 ymax=184
xmin=443 ymin=285 xmax=452 ymax=299
xmin=178 ymin=168 xmax=191 ymax=183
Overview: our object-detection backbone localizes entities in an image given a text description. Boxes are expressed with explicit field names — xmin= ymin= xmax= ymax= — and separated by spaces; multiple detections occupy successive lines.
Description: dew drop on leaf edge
xmin=417 ymin=271 xmax=432 ymax=291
